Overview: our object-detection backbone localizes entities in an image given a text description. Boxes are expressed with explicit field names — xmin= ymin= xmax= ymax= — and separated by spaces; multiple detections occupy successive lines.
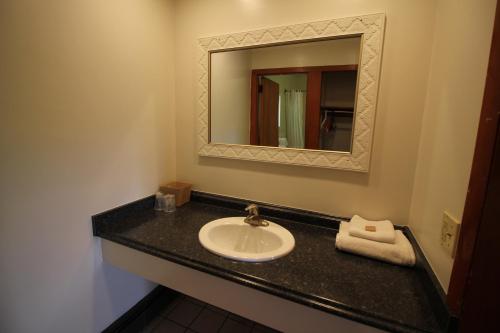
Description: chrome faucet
xmin=244 ymin=204 xmax=269 ymax=227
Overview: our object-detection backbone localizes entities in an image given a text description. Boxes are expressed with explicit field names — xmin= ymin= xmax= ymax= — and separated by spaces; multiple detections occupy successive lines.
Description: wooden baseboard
xmin=101 ymin=285 xmax=178 ymax=333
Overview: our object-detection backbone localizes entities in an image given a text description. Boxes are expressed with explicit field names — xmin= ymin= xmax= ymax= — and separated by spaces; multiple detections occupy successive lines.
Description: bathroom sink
xmin=198 ymin=217 xmax=295 ymax=262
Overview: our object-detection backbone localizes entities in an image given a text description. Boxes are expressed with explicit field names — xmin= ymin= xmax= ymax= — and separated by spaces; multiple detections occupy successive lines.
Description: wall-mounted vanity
xmin=198 ymin=14 xmax=385 ymax=171
xmin=93 ymin=191 xmax=452 ymax=333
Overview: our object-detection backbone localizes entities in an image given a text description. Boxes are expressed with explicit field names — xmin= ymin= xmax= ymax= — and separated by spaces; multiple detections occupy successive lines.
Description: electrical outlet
xmin=440 ymin=211 xmax=461 ymax=257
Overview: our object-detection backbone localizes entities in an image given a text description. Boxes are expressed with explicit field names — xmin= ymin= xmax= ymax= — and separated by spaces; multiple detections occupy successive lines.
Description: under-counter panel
xmin=102 ymin=239 xmax=383 ymax=333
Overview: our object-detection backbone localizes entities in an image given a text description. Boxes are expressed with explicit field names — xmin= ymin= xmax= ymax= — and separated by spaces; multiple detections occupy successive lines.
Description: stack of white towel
xmin=335 ymin=215 xmax=416 ymax=266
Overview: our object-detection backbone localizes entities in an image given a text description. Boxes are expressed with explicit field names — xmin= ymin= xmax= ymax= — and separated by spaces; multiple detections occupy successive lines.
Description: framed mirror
xmin=198 ymin=14 xmax=385 ymax=172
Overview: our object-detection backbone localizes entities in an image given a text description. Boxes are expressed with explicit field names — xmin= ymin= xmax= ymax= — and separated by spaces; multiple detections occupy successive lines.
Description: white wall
xmin=0 ymin=0 xmax=176 ymax=332
xmin=174 ymin=0 xmax=437 ymax=222
xmin=408 ymin=0 xmax=497 ymax=291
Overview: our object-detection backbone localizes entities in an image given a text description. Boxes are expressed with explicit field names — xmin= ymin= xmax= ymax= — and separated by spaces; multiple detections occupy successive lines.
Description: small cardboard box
xmin=160 ymin=182 xmax=192 ymax=207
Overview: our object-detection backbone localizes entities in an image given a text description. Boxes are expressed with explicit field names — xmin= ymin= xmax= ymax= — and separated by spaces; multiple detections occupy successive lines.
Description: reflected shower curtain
xmin=284 ymin=89 xmax=306 ymax=148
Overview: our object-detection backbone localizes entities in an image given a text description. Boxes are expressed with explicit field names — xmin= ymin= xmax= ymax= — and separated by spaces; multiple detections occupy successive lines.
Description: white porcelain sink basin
xmin=198 ymin=217 xmax=295 ymax=262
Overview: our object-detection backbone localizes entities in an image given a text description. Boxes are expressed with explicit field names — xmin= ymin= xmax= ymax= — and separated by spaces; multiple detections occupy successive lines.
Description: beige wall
xmin=174 ymin=0 xmax=437 ymax=222
xmin=408 ymin=0 xmax=497 ymax=291
xmin=250 ymin=37 xmax=361 ymax=69
xmin=210 ymin=50 xmax=251 ymax=144
xmin=0 ymin=0 xmax=176 ymax=332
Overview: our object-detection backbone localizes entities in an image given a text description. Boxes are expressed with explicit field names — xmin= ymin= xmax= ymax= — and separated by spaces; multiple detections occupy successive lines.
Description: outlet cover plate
xmin=441 ymin=211 xmax=461 ymax=257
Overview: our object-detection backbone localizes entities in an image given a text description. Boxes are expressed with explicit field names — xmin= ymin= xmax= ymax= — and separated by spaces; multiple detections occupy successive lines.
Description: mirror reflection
xmin=255 ymin=73 xmax=307 ymax=148
xmin=210 ymin=36 xmax=360 ymax=152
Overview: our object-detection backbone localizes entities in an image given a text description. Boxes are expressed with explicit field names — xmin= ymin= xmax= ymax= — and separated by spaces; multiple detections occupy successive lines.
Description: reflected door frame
xmin=250 ymin=65 xmax=358 ymax=149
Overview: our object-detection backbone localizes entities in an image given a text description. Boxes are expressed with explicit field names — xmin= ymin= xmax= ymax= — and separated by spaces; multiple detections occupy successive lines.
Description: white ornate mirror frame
xmin=197 ymin=13 xmax=385 ymax=172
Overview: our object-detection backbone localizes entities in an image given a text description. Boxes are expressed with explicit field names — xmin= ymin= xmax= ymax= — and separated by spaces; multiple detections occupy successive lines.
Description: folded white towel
xmin=336 ymin=222 xmax=416 ymax=266
xmin=348 ymin=215 xmax=396 ymax=244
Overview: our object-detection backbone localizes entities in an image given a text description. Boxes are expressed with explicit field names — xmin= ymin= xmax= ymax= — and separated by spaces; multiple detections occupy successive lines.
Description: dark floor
xmin=124 ymin=292 xmax=280 ymax=333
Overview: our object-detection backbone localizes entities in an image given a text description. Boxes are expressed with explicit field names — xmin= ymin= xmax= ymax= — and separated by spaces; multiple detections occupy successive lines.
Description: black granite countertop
xmin=93 ymin=192 xmax=453 ymax=333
